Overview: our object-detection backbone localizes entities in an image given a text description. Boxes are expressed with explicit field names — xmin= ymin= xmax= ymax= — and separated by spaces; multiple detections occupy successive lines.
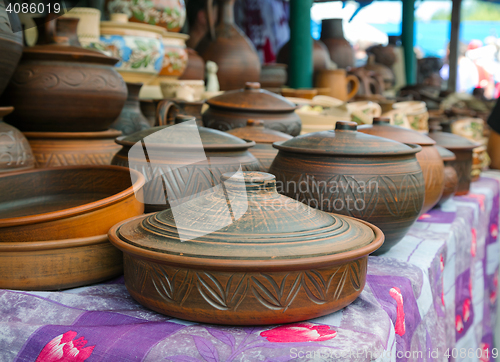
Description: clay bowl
xmin=0 ymin=234 xmax=123 ymax=290
xmin=358 ymin=118 xmax=444 ymax=213
xmin=436 ymin=145 xmax=458 ymax=205
xmin=226 ymin=119 xmax=292 ymax=171
xmin=24 ymin=129 xmax=122 ymax=168
xmin=269 ymin=121 xmax=425 ymax=254
xmin=0 ymin=165 xmax=145 ymax=242
xmin=109 ymin=172 xmax=384 ymax=325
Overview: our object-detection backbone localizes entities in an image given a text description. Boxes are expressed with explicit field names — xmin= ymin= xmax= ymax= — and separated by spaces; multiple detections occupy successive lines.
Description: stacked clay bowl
xmin=358 ymin=117 xmax=444 ymax=213
xmin=269 ymin=121 xmax=424 ymax=254
xmin=0 ymin=165 xmax=145 ymax=290
xmin=226 ymin=119 xmax=292 ymax=171
xmin=109 ymin=171 xmax=384 ymax=325
xmin=436 ymin=145 xmax=458 ymax=205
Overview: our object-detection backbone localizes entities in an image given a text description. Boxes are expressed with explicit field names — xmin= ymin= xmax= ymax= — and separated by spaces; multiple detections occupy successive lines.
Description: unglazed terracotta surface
xmin=111 ymin=82 xmax=151 ymax=135
xmin=0 ymin=5 xmax=22 ymax=97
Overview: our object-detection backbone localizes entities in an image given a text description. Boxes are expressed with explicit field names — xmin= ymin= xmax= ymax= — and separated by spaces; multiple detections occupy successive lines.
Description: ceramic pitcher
xmin=315 ymin=69 xmax=359 ymax=101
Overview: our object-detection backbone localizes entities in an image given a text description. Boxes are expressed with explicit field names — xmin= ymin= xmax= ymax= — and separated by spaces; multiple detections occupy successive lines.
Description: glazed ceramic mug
xmin=347 ymin=101 xmax=382 ymax=124
xmin=315 ymin=69 xmax=360 ymax=101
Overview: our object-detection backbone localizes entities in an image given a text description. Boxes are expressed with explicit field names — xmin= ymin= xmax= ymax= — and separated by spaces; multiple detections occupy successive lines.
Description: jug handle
xmin=157 ymin=100 xmax=179 ymax=126
xmin=346 ymin=75 xmax=360 ymax=100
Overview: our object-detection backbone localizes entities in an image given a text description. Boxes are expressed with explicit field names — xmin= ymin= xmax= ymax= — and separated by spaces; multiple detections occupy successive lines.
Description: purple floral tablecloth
xmin=2 ymin=174 xmax=499 ymax=362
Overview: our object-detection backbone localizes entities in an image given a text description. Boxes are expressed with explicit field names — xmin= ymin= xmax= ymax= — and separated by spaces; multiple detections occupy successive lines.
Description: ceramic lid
xmin=110 ymin=172 xmax=382 ymax=269
xmin=116 ymin=118 xmax=255 ymax=151
xmin=428 ymin=128 xmax=479 ymax=151
xmin=226 ymin=120 xmax=293 ymax=144
xmin=206 ymin=82 xmax=298 ymax=113
xmin=22 ymin=44 xmax=119 ymax=66
xmin=436 ymin=145 xmax=456 ymax=161
xmin=273 ymin=121 xmax=421 ymax=156
xmin=358 ymin=117 xmax=435 ymax=146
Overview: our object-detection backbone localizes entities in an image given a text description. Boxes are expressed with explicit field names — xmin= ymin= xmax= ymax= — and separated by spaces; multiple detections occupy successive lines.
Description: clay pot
xmin=358 ymin=118 xmax=444 ymax=213
xmin=111 ymin=83 xmax=151 ymax=135
xmin=4 ymin=45 xmax=127 ymax=132
xmin=436 ymin=145 xmax=458 ymax=205
xmin=139 ymin=99 xmax=159 ymax=126
xmin=198 ymin=0 xmax=260 ymax=91
xmin=315 ymin=69 xmax=359 ymax=102
xmin=156 ymin=30 xmax=189 ymax=81
xmin=203 ymin=82 xmax=302 ymax=136
xmin=111 ymin=115 xmax=261 ymax=212
xmin=24 ymin=129 xmax=122 ymax=167
xmin=108 ymin=171 xmax=384 ymax=325
xmin=179 ymin=48 xmax=205 ymax=80
xmin=320 ymin=18 xmax=354 ymax=69
xmin=226 ymin=119 xmax=292 ymax=171
xmin=428 ymin=127 xmax=479 ymax=196
xmin=260 ymin=63 xmax=287 ymax=90
xmin=363 ymin=56 xmax=395 ymax=91
xmin=0 ymin=165 xmax=145 ymax=242
xmin=0 ymin=5 xmax=23 ymax=97
xmin=62 ymin=7 xmax=101 ymax=46
xmin=349 ymin=67 xmax=384 ymax=96
xmin=269 ymin=121 xmax=424 ymax=254
xmin=35 ymin=16 xmax=81 ymax=47
xmin=277 ymin=39 xmax=331 ymax=81
xmin=157 ymin=99 xmax=204 ymax=126
xmin=0 ymin=107 xmax=34 ymax=173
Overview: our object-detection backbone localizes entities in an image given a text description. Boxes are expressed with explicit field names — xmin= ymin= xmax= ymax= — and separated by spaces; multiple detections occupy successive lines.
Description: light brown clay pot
xmin=0 ymin=107 xmax=34 ymax=174
xmin=108 ymin=171 xmax=384 ymax=325
xmin=436 ymin=145 xmax=458 ymax=205
xmin=24 ymin=129 xmax=122 ymax=168
xmin=269 ymin=121 xmax=424 ymax=254
xmin=358 ymin=118 xmax=445 ymax=213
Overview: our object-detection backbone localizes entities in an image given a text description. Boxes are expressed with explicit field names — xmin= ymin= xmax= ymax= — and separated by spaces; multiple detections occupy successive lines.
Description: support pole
xmin=289 ymin=0 xmax=313 ymax=88
xmin=401 ymin=0 xmax=416 ymax=85
xmin=448 ymin=0 xmax=462 ymax=92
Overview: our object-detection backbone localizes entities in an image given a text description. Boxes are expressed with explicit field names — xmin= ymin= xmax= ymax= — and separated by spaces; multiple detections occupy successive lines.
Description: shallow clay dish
xmin=0 ymin=165 xmax=145 ymax=242
xmin=226 ymin=119 xmax=292 ymax=171
xmin=269 ymin=121 xmax=424 ymax=254
xmin=109 ymin=172 xmax=384 ymax=325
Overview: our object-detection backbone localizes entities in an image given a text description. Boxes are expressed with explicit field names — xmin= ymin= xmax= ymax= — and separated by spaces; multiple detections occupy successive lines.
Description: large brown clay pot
xmin=276 ymin=40 xmax=330 ymax=82
xmin=428 ymin=127 xmax=479 ymax=196
xmin=4 ymin=45 xmax=127 ymax=132
xmin=203 ymin=82 xmax=301 ymax=136
xmin=436 ymin=145 xmax=458 ymax=205
xmin=269 ymin=121 xmax=424 ymax=254
xmin=109 ymin=171 xmax=384 ymax=325
xmin=226 ymin=119 xmax=292 ymax=171
xmin=198 ymin=0 xmax=260 ymax=91
xmin=358 ymin=118 xmax=444 ymax=213
xmin=320 ymin=18 xmax=354 ymax=69
xmin=111 ymin=116 xmax=261 ymax=212
xmin=0 ymin=107 xmax=34 ymax=173
xmin=111 ymin=83 xmax=151 ymax=135
xmin=179 ymin=48 xmax=205 ymax=80
xmin=0 ymin=4 xmax=22 ymax=97
xmin=24 ymin=129 xmax=122 ymax=168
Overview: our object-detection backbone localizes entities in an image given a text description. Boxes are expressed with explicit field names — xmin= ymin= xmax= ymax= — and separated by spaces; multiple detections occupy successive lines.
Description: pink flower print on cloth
xmin=35 ymin=331 xmax=94 ymax=362
xmin=260 ymin=323 xmax=337 ymax=343
xmin=463 ymin=298 xmax=471 ymax=322
xmin=468 ymin=193 xmax=485 ymax=212
xmin=471 ymin=228 xmax=477 ymax=257
xmin=491 ymin=224 xmax=498 ymax=238
xmin=456 ymin=315 xmax=464 ymax=333
xmin=389 ymin=287 xmax=405 ymax=336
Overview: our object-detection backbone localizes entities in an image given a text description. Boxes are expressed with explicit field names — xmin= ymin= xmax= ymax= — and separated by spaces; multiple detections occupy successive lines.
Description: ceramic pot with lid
xmin=111 ymin=115 xmax=260 ymax=212
xmin=108 ymin=171 xmax=384 ymax=325
xmin=0 ymin=107 xmax=34 ymax=173
xmin=111 ymin=82 xmax=151 ymax=135
xmin=0 ymin=2 xmax=22 ymax=97
xmin=358 ymin=117 xmax=444 ymax=213
xmin=428 ymin=126 xmax=479 ymax=196
xmin=226 ymin=119 xmax=292 ymax=171
xmin=269 ymin=121 xmax=425 ymax=254
xmin=203 ymin=82 xmax=302 ymax=136
xmin=436 ymin=145 xmax=458 ymax=205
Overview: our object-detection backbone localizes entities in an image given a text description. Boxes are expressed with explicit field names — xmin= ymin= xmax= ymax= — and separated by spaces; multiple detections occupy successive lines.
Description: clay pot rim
xmin=23 ymin=129 xmax=122 ymax=139
xmin=108 ymin=214 xmax=384 ymax=272
xmin=0 ymin=234 xmax=108 ymax=251
xmin=22 ymin=45 xmax=120 ymax=66
xmin=428 ymin=131 xmax=480 ymax=151
xmin=0 ymin=106 xmax=14 ymax=119
xmin=115 ymin=135 xmax=256 ymax=151
xmin=207 ymin=102 xmax=299 ymax=114
xmin=0 ymin=165 xmax=145 ymax=228
xmin=436 ymin=145 xmax=456 ymax=162
xmin=273 ymin=140 xmax=422 ymax=157
xmin=358 ymin=123 xmax=436 ymax=146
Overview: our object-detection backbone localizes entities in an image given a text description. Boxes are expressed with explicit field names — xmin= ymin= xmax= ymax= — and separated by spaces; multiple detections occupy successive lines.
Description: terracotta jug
xmin=320 ymin=18 xmax=354 ymax=69
xmin=198 ymin=0 xmax=260 ymax=91
xmin=111 ymin=83 xmax=151 ymax=135
xmin=179 ymin=48 xmax=205 ymax=80
xmin=315 ymin=69 xmax=359 ymax=101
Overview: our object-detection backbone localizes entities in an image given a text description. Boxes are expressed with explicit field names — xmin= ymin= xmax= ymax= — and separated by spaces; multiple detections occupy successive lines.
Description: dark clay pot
xmin=320 ymin=18 xmax=354 ymax=69
xmin=111 ymin=82 xmax=151 ymax=135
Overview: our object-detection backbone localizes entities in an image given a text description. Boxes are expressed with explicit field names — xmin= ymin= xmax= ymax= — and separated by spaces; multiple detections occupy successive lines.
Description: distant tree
xmin=430 ymin=8 xmax=451 ymax=21
xmin=462 ymin=1 xmax=500 ymax=21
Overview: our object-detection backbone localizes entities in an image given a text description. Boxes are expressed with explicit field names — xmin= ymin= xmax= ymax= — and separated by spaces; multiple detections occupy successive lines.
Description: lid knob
xmin=174 ymin=115 xmax=196 ymax=124
xmin=247 ymin=119 xmax=264 ymax=127
xmin=245 ymin=82 xmax=261 ymax=90
xmin=372 ymin=117 xmax=391 ymax=125
xmin=335 ymin=121 xmax=357 ymax=131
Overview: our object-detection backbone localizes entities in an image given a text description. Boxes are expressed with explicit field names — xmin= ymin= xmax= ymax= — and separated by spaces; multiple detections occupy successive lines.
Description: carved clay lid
xmin=109 ymin=172 xmax=383 ymax=270
xmin=226 ymin=120 xmax=293 ymax=144
xmin=206 ymin=82 xmax=297 ymax=113
xmin=428 ymin=128 xmax=479 ymax=151
xmin=22 ymin=44 xmax=119 ymax=66
xmin=358 ymin=117 xmax=435 ymax=146
xmin=116 ymin=118 xmax=255 ymax=151
xmin=436 ymin=145 xmax=456 ymax=161
xmin=274 ymin=121 xmax=421 ymax=156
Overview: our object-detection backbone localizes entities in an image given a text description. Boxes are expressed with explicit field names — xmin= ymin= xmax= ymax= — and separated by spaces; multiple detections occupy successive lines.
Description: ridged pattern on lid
xmin=358 ymin=122 xmax=435 ymax=146
xmin=428 ymin=130 xmax=479 ymax=150
xmin=226 ymin=122 xmax=293 ymax=144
